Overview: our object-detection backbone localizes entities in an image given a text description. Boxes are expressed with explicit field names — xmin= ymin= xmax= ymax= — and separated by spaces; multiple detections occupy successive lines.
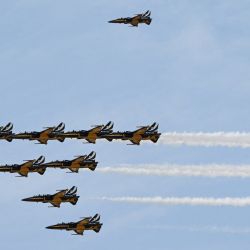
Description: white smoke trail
xmin=99 ymin=196 xmax=250 ymax=207
xmin=97 ymin=164 xmax=250 ymax=178
xmin=159 ymin=132 xmax=250 ymax=148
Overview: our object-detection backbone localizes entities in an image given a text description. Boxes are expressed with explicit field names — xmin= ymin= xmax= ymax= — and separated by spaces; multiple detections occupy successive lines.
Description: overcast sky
xmin=1 ymin=1 xmax=250 ymax=250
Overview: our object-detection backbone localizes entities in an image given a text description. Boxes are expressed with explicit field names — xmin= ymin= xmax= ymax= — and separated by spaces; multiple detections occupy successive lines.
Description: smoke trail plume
xmin=97 ymin=165 xmax=250 ymax=178
xmin=159 ymin=132 xmax=250 ymax=148
xmin=99 ymin=196 xmax=250 ymax=207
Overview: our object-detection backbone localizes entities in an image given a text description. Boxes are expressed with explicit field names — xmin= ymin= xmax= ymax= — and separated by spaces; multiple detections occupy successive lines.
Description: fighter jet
xmin=0 ymin=123 xmax=13 ymax=142
xmin=63 ymin=121 xmax=114 ymax=144
xmin=12 ymin=122 xmax=65 ymax=144
xmin=103 ymin=122 xmax=161 ymax=145
xmin=43 ymin=151 xmax=98 ymax=173
xmin=0 ymin=156 xmax=46 ymax=177
xmin=46 ymin=214 xmax=102 ymax=236
xmin=109 ymin=10 xmax=152 ymax=27
xmin=22 ymin=186 xmax=79 ymax=208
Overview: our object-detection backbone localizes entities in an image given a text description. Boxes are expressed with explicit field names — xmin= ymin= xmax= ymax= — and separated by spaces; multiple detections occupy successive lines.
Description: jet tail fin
xmin=66 ymin=186 xmax=77 ymax=196
xmin=102 ymin=121 xmax=114 ymax=132
xmin=54 ymin=122 xmax=65 ymax=132
xmin=2 ymin=123 xmax=13 ymax=132
xmin=143 ymin=10 xmax=151 ymax=17
xmin=86 ymin=151 xmax=96 ymax=160
xmin=34 ymin=156 xmax=45 ymax=165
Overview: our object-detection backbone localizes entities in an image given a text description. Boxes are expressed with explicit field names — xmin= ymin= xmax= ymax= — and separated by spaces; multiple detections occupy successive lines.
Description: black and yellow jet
xmin=22 ymin=186 xmax=79 ymax=208
xmin=62 ymin=121 xmax=113 ymax=144
xmin=42 ymin=151 xmax=98 ymax=173
xmin=109 ymin=10 xmax=152 ymax=27
xmin=0 ymin=156 xmax=46 ymax=177
xmin=12 ymin=122 xmax=65 ymax=144
xmin=103 ymin=122 xmax=161 ymax=145
xmin=0 ymin=123 xmax=13 ymax=142
xmin=46 ymin=214 xmax=102 ymax=236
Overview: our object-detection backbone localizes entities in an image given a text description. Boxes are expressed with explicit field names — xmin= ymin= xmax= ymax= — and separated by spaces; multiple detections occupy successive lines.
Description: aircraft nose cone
xmin=46 ymin=225 xmax=54 ymax=229
xmin=22 ymin=197 xmax=32 ymax=202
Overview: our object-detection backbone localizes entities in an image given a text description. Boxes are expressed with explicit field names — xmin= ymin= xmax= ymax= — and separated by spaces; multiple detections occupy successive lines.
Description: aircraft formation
xmin=0 ymin=151 xmax=97 ymax=177
xmin=2 ymin=10 xmax=155 ymax=238
xmin=0 ymin=121 xmax=160 ymax=145
xmin=1 ymin=121 xmax=160 ymax=235
xmin=22 ymin=186 xmax=102 ymax=235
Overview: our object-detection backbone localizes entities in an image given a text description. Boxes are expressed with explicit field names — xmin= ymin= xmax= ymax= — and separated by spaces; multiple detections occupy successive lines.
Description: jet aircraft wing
xmin=54 ymin=190 xmax=67 ymax=199
xmin=37 ymin=128 xmax=54 ymax=144
xmin=78 ymin=217 xmax=92 ymax=225
xmin=129 ymin=127 xmax=149 ymax=145
xmin=74 ymin=229 xmax=84 ymax=235
xmin=68 ymin=167 xmax=80 ymax=173
xmin=19 ymin=161 xmax=33 ymax=177
xmin=89 ymin=126 xmax=103 ymax=134
xmin=50 ymin=200 xmax=61 ymax=208
xmin=85 ymin=126 xmax=103 ymax=143
xmin=130 ymin=16 xmax=141 ymax=26
xmin=134 ymin=127 xmax=149 ymax=135
xmin=72 ymin=156 xmax=87 ymax=164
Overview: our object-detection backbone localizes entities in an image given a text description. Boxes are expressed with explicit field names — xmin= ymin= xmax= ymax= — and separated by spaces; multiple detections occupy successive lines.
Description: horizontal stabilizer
xmin=88 ymin=164 xmax=97 ymax=171
xmin=37 ymin=168 xmax=46 ymax=175
xmin=93 ymin=224 xmax=102 ymax=233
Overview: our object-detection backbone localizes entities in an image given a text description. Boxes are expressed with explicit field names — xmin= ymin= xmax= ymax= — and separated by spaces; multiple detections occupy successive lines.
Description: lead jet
xmin=0 ymin=123 xmax=13 ymax=142
xmin=46 ymin=214 xmax=102 ymax=236
xmin=62 ymin=121 xmax=113 ymax=144
xmin=109 ymin=10 xmax=152 ymax=27
xmin=103 ymin=122 xmax=161 ymax=145
xmin=22 ymin=186 xmax=79 ymax=208
xmin=0 ymin=156 xmax=46 ymax=177
xmin=43 ymin=151 xmax=98 ymax=173
xmin=13 ymin=122 xmax=65 ymax=144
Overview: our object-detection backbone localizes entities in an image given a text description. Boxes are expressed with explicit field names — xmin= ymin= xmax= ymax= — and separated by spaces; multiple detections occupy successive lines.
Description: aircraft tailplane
xmin=93 ymin=224 xmax=102 ymax=233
